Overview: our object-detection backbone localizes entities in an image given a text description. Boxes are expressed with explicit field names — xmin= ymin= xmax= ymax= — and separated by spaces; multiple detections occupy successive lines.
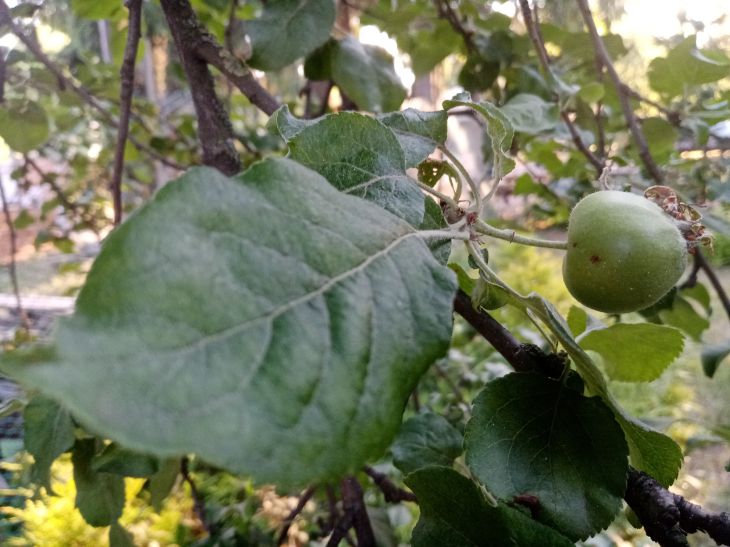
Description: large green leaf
xmin=648 ymin=36 xmax=730 ymax=97
xmin=580 ymin=323 xmax=684 ymax=382
xmin=2 ymin=159 xmax=456 ymax=486
xmin=72 ymin=439 xmax=125 ymax=527
xmin=406 ymin=466 xmax=573 ymax=547
xmin=377 ymin=108 xmax=448 ymax=168
xmin=0 ymin=100 xmax=49 ymax=152
xmin=306 ymin=37 xmax=407 ymax=113
xmin=443 ymin=92 xmax=515 ymax=180
xmin=464 ymin=373 xmax=628 ymax=540
xmin=501 ymin=94 xmax=559 ymax=135
xmin=243 ymin=0 xmax=335 ymax=71
xmin=287 ymin=112 xmax=425 ymax=226
xmin=23 ymin=395 xmax=75 ymax=489
xmin=391 ymin=413 xmax=463 ymax=474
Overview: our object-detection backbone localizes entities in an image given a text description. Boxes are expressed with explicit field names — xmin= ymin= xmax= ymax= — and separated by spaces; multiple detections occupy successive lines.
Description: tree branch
xmin=180 ymin=457 xmax=214 ymax=536
xmin=363 ymin=465 xmax=417 ymax=503
xmin=160 ymin=0 xmax=241 ymax=175
xmin=695 ymin=250 xmax=730 ymax=322
xmin=517 ymin=0 xmax=604 ymax=174
xmin=433 ymin=0 xmax=475 ymax=52
xmin=277 ymin=486 xmax=316 ymax=545
xmin=453 ymin=290 xmax=730 ymax=545
xmin=575 ymin=0 xmax=664 ymax=183
xmin=111 ymin=0 xmax=143 ymax=226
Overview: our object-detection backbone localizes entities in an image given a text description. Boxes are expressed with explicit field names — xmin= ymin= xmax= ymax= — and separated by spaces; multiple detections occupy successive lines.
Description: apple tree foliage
xmin=0 ymin=0 xmax=730 ymax=544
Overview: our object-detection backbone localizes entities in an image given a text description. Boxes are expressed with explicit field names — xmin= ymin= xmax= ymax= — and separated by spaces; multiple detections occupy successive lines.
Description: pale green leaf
xmin=567 ymin=305 xmax=588 ymax=336
xmin=377 ymin=109 xmax=448 ymax=168
xmin=578 ymin=82 xmax=605 ymax=103
xmin=288 ymin=112 xmax=425 ymax=226
xmin=658 ymin=296 xmax=710 ymax=342
xmin=391 ymin=413 xmax=462 ymax=474
xmin=615 ymin=415 xmax=683 ymax=486
xmin=244 ymin=0 xmax=335 ymax=71
xmin=580 ymin=323 xmax=684 ymax=382
xmin=465 ymin=373 xmax=628 ymax=540
xmin=443 ymin=92 xmax=515 ymax=180
xmin=501 ymin=93 xmax=559 ymax=135
xmin=2 ymin=158 xmax=456 ymax=486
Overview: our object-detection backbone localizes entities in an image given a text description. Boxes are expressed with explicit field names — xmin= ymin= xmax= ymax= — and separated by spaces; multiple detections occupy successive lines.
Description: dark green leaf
xmin=501 ymin=93 xmax=559 ymax=135
xmin=72 ymin=439 xmax=125 ymax=527
xmin=0 ymin=101 xmax=49 ymax=152
xmin=406 ymin=466 xmax=574 ymax=547
xmin=391 ymin=413 xmax=463 ymax=474
xmin=580 ymin=323 xmax=684 ymax=382
xmin=2 ymin=159 xmax=456 ymax=487
xmin=288 ymin=112 xmax=425 ymax=225
xmin=377 ymin=108 xmax=448 ymax=168
xmin=464 ymin=373 xmax=628 ymax=540
xmin=109 ymin=522 xmax=135 ymax=547
xmin=24 ymin=395 xmax=75 ymax=490
xmin=443 ymin=92 xmax=515 ymax=180
xmin=311 ymin=37 xmax=407 ymax=112
xmin=244 ymin=0 xmax=335 ymax=71
xmin=92 ymin=443 xmax=160 ymax=477
xmin=701 ymin=340 xmax=730 ymax=378
xmin=268 ymin=105 xmax=318 ymax=141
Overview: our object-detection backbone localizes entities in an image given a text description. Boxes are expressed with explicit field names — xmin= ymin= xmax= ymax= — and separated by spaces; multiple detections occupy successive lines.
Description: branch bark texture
xmin=160 ymin=0 xmax=241 ymax=175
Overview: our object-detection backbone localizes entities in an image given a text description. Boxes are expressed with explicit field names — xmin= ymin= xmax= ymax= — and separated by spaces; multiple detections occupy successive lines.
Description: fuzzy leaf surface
xmin=1 ymin=159 xmax=456 ymax=486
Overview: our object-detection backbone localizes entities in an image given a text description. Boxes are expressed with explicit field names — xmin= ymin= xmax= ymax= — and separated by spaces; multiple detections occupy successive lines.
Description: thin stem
xmin=695 ymin=250 xmax=730 ymax=322
xmin=575 ymin=0 xmax=663 ymax=183
xmin=517 ymin=0 xmax=604 ymax=175
xmin=474 ymin=219 xmax=568 ymax=250
xmin=180 ymin=457 xmax=211 ymax=534
xmin=0 ymin=178 xmax=29 ymax=331
xmin=416 ymin=229 xmax=470 ymax=241
xmin=416 ymin=180 xmax=458 ymax=210
xmin=363 ymin=466 xmax=417 ymax=503
xmin=277 ymin=486 xmax=316 ymax=545
xmin=438 ymin=145 xmax=482 ymax=214
xmin=111 ymin=0 xmax=143 ymax=226
xmin=465 ymin=240 xmax=523 ymax=300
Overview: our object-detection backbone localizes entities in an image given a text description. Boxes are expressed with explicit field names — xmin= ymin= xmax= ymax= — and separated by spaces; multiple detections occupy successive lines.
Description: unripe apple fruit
xmin=562 ymin=190 xmax=687 ymax=313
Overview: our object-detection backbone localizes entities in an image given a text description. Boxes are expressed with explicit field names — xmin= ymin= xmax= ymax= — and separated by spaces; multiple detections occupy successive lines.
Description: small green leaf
xmin=567 ymin=306 xmax=588 ymax=336
xmin=377 ymin=108 xmax=448 ymax=168
xmin=288 ymin=112 xmax=425 ymax=226
xmin=72 ymin=439 xmax=125 ymax=527
xmin=577 ymin=82 xmax=605 ymax=103
xmin=24 ymin=395 xmax=75 ymax=490
xmin=443 ymin=92 xmax=515 ymax=180
xmin=391 ymin=413 xmax=463 ymax=474
xmin=92 ymin=443 xmax=160 ymax=477
xmin=464 ymin=373 xmax=628 ymax=540
xmin=2 ymin=159 xmax=456 ymax=487
xmin=13 ymin=209 xmax=35 ymax=229
xmin=641 ymin=117 xmax=678 ymax=164
xmin=658 ymin=296 xmax=710 ymax=342
xmin=148 ymin=459 xmax=180 ymax=512
xmin=681 ymin=283 xmax=711 ymax=312
xmin=580 ymin=323 xmax=684 ymax=382
xmin=501 ymin=94 xmax=559 ymax=135
xmin=0 ymin=101 xmax=49 ymax=152
xmin=244 ymin=0 xmax=335 ymax=71
xmin=701 ymin=340 xmax=730 ymax=378
xmin=615 ymin=416 xmax=683 ymax=486
xmin=109 ymin=522 xmax=135 ymax=547
xmin=406 ymin=466 xmax=573 ymax=547
xmin=648 ymin=36 xmax=730 ymax=97
xmin=448 ymin=263 xmax=477 ymax=294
